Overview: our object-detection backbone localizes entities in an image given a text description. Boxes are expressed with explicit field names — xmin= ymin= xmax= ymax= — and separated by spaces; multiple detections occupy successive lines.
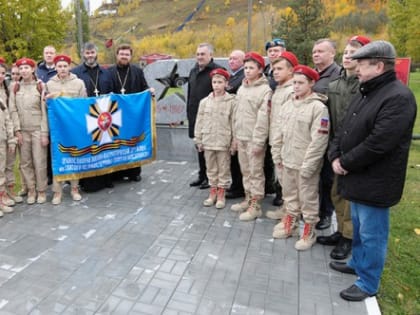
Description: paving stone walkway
xmin=0 ymin=157 xmax=378 ymax=315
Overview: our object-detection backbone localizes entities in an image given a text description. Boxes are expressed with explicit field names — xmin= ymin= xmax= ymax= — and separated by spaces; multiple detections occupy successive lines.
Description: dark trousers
xmin=229 ymin=152 xmax=244 ymax=192
xmin=264 ymin=145 xmax=276 ymax=194
xmin=198 ymin=150 xmax=207 ymax=180
xmin=47 ymin=142 xmax=53 ymax=184
xmin=319 ymin=156 xmax=335 ymax=218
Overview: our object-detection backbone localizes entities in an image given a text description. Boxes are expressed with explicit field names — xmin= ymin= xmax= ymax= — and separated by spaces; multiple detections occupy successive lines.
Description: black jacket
xmin=329 ymin=71 xmax=417 ymax=208
xmin=108 ymin=64 xmax=149 ymax=94
xmin=227 ymin=68 xmax=244 ymax=94
xmin=186 ymin=59 xmax=220 ymax=138
xmin=313 ymin=62 xmax=341 ymax=95
xmin=71 ymin=63 xmax=114 ymax=97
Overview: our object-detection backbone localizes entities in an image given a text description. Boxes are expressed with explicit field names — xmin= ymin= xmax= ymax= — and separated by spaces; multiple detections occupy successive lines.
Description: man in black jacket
xmin=225 ymin=50 xmax=245 ymax=199
xmin=328 ymin=41 xmax=417 ymax=301
xmin=187 ymin=43 xmax=220 ymax=189
xmin=71 ymin=42 xmax=114 ymax=192
xmin=108 ymin=43 xmax=150 ymax=182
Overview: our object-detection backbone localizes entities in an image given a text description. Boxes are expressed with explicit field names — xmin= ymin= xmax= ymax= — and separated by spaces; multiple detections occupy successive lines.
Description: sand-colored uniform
xmin=194 ymin=92 xmax=235 ymax=188
xmin=9 ymin=80 xmax=48 ymax=192
xmin=46 ymin=73 xmax=87 ymax=193
xmin=271 ymin=92 xmax=329 ymax=223
xmin=0 ymin=99 xmax=16 ymax=193
xmin=233 ymin=75 xmax=272 ymax=198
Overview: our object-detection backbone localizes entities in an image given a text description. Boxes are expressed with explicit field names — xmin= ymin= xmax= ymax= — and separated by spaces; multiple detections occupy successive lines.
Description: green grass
xmin=379 ymin=72 xmax=420 ymax=315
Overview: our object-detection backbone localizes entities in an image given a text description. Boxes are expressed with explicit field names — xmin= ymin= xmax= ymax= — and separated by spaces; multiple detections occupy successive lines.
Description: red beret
xmin=210 ymin=68 xmax=230 ymax=80
xmin=244 ymin=51 xmax=265 ymax=69
xmin=0 ymin=57 xmax=5 ymax=64
xmin=16 ymin=58 xmax=36 ymax=68
xmin=53 ymin=54 xmax=72 ymax=65
xmin=293 ymin=65 xmax=320 ymax=82
xmin=279 ymin=51 xmax=299 ymax=67
xmin=349 ymin=35 xmax=371 ymax=46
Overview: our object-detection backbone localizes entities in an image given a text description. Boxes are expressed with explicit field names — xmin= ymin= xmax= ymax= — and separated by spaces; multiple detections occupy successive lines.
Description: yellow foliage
xmin=226 ymin=17 xmax=235 ymax=27
xmin=205 ymin=5 xmax=210 ymax=13
xmin=224 ymin=0 xmax=230 ymax=7
xmin=97 ymin=19 xmax=114 ymax=32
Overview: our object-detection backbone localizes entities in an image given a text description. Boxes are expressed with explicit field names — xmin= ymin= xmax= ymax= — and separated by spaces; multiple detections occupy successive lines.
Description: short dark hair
xmin=368 ymin=58 xmax=395 ymax=72
xmin=82 ymin=42 xmax=98 ymax=52
xmin=116 ymin=44 xmax=133 ymax=55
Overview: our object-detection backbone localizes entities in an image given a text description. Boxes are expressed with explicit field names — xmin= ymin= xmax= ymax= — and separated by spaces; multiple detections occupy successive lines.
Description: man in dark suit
xmin=225 ymin=50 xmax=245 ymax=199
xmin=108 ymin=43 xmax=150 ymax=182
xmin=187 ymin=43 xmax=220 ymax=189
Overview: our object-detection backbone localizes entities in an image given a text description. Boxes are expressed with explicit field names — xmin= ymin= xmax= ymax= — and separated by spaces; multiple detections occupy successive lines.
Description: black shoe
xmin=330 ymin=237 xmax=352 ymax=260
xmin=130 ymin=175 xmax=142 ymax=182
xmin=225 ymin=190 xmax=245 ymax=199
xmin=317 ymin=231 xmax=342 ymax=246
xmin=316 ymin=216 xmax=331 ymax=230
xmin=199 ymin=179 xmax=210 ymax=189
xmin=329 ymin=261 xmax=356 ymax=275
xmin=272 ymin=195 xmax=283 ymax=206
xmin=340 ymin=284 xmax=375 ymax=301
xmin=190 ymin=178 xmax=205 ymax=187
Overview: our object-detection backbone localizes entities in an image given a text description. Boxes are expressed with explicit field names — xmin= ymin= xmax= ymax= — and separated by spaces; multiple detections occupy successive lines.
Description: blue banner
xmin=47 ymin=91 xmax=156 ymax=181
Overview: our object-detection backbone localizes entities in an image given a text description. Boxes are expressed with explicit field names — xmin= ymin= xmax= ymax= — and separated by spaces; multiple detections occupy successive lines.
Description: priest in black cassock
xmin=108 ymin=43 xmax=150 ymax=182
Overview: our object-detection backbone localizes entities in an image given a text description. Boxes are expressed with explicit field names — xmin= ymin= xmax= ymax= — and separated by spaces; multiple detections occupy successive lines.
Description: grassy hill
xmin=89 ymin=0 xmax=283 ymax=44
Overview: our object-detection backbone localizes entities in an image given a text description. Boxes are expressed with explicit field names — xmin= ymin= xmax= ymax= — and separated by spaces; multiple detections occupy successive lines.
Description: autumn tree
xmin=388 ymin=0 xmax=420 ymax=63
xmin=0 ymin=0 xmax=70 ymax=62
xmin=273 ymin=0 xmax=332 ymax=65
xmin=75 ymin=0 xmax=90 ymax=57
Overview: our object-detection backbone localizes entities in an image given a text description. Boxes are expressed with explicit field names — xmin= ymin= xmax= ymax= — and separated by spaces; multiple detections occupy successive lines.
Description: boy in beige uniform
xmin=194 ymin=69 xmax=235 ymax=209
xmin=253 ymin=52 xmax=299 ymax=220
xmin=0 ymin=97 xmax=16 ymax=215
xmin=9 ymin=58 xmax=49 ymax=205
xmin=271 ymin=65 xmax=329 ymax=251
xmin=231 ymin=52 xmax=272 ymax=221
xmin=46 ymin=55 xmax=87 ymax=205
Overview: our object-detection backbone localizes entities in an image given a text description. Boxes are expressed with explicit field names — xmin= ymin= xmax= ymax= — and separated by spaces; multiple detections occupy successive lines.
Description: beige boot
xmin=215 ymin=187 xmax=226 ymax=209
xmin=272 ymin=214 xmax=299 ymax=239
xmin=239 ymin=197 xmax=262 ymax=221
xmin=231 ymin=193 xmax=250 ymax=212
xmin=1 ymin=190 xmax=15 ymax=206
xmin=203 ymin=187 xmax=217 ymax=206
xmin=295 ymin=222 xmax=316 ymax=251
xmin=37 ymin=191 xmax=47 ymax=204
xmin=0 ymin=192 xmax=14 ymax=213
xmin=26 ymin=189 xmax=36 ymax=205
xmin=7 ymin=185 xmax=23 ymax=203
xmin=71 ymin=186 xmax=82 ymax=201
xmin=52 ymin=192 xmax=62 ymax=205
xmin=266 ymin=206 xmax=285 ymax=220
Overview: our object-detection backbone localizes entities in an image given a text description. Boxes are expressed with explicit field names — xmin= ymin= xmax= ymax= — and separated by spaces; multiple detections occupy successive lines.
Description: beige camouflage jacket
xmin=233 ymin=75 xmax=272 ymax=144
xmin=9 ymin=80 xmax=48 ymax=135
xmin=0 ymin=98 xmax=16 ymax=147
xmin=194 ymin=92 xmax=236 ymax=151
xmin=271 ymin=92 xmax=329 ymax=178
xmin=46 ymin=73 xmax=87 ymax=97
xmin=254 ymin=79 xmax=294 ymax=146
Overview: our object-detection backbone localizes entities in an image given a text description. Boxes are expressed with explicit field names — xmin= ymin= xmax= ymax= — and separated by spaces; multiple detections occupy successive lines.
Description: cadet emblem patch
xmin=318 ymin=117 xmax=329 ymax=134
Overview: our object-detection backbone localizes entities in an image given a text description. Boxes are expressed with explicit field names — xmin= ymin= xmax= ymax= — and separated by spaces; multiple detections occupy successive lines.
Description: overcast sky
xmin=61 ymin=0 xmax=103 ymax=14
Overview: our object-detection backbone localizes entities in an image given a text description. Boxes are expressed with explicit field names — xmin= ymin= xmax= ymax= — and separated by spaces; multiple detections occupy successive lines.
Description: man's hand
xmin=41 ymin=135 xmax=49 ymax=147
xmin=332 ymin=158 xmax=348 ymax=175
xmin=16 ymin=131 xmax=23 ymax=146
xmin=251 ymin=145 xmax=264 ymax=156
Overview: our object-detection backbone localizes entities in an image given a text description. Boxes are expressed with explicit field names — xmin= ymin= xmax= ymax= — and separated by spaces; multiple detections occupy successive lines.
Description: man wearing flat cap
xmin=328 ymin=40 xmax=417 ymax=301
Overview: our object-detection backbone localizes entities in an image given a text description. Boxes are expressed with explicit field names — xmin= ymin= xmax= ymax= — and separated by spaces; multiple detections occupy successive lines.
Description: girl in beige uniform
xmin=194 ymin=68 xmax=235 ymax=209
xmin=0 ymin=63 xmax=24 ymax=206
xmin=0 ymin=91 xmax=17 ymax=215
xmin=46 ymin=55 xmax=86 ymax=205
xmin=271 ymin=65 xmax=330 ymax=251
xmin=9 ymin=58 xmax=49 ymax=205
xmin=231 ymin=52 xmax=272 ymax=221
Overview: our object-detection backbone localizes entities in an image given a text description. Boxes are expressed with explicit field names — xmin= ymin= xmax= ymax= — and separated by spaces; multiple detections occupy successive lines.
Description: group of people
xmin=187 ymin=39 xmax=417 ymax=301
xmin=0 ymin=42 xmax=149 ymax=212
xmin=0 ymin=36 xmax=417 ymax=302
